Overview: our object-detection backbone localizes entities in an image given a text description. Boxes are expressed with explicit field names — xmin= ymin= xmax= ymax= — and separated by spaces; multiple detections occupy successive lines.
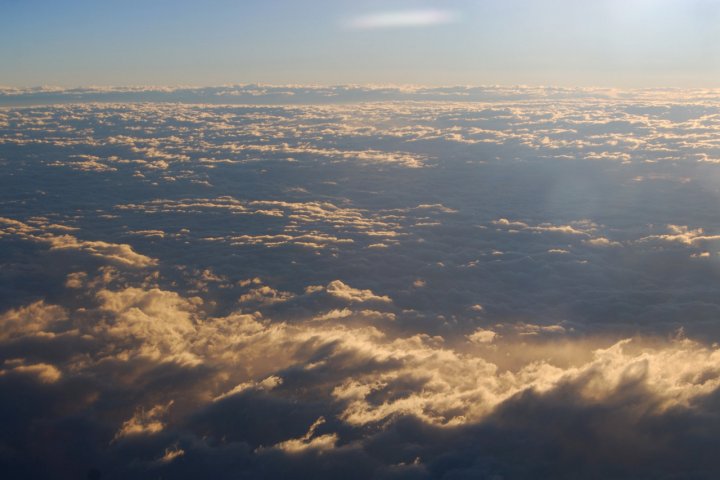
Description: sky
xmin=2 ymin=0 xmax=719 ymax=88
xmin=4 ymin=2 xmax=720 ymax=479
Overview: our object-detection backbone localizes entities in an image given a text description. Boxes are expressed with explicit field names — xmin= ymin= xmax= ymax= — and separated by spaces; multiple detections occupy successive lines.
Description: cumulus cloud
xmin=214 ymin=375 xmax=283 ymax=401
xmin=268 ymin=417 xmax=338 ymax=453
xmin=324 ymin=280 xmax=392 ymax=303
xmin=48 ymin=235 xmax=157 ymax=267
xmin=113 ymin=401 xmax=174 ymax=440
xmin=0 ymin=217 xmax=156 ymax=268
xmin=1 ymin=361 xmax=62 ymax=383
xmin=3 ymin=277 xmax=720 ymax=477
xmin=639 ymin=224 xmax=720 ymax=246
xmin=467 ymin=328 xmax=497 ymax=344
xmin=0 ymin=301 xmax=67 ymax=340
xmin=95 ymin=286 xmax=200 ymax=361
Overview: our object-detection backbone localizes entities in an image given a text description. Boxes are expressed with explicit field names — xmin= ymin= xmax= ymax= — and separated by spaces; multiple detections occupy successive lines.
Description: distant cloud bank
xmin=3 ymin=84 xmax=720 ymax=106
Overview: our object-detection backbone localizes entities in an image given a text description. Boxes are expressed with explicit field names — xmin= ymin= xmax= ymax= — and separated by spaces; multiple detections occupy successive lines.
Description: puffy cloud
xmin=492 ymin=218 xmax=597 ymax=236
xmin=238 ymin=285 xmax=295 ymax=306
xmin=269 ymin=417 xmax=338 ymax=453
xmin=95 ymin=287 xmax=200 ymax=361
xmin=113 ymin=401 xmax=173 ymax=440
xmin=0 ymin=217 xmax=156 ymax=268
xmin=467 ymin=328 xmax=497 ymax=344
xmin=639 ymin=224 xmax=720 ymax=246
xmin=1 ymin=361 xmax=62 ymax=383
xmin=512 ymin=322 xmax=567 ymax=336
xmin=214 ymin=375 xmax=283 ymax=401
xmin=0 ymin=301 xmax=67 ymax=340
xmin=325 ymin=280 xmax=392 ymax=304
xmin=156 ymin=445 xmax=185 ymax=464
xmin=48 ymin=235 xmax=157 ymax=267
xmin=584 ymin=236 xmax=622 ymax=247
xmin=313 ymin=308 xmax=354 ymax=321
xmin=1 ymin=275 xmax=720 ymax=478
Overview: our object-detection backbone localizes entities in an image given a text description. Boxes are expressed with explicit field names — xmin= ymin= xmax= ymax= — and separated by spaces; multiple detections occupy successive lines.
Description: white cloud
xmin=346 ymin=10 xmax=458 ymax=30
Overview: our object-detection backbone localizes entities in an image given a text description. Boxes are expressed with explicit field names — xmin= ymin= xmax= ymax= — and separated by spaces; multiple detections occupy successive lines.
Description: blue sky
xmin=2 ymin=0 xmax=719 ymax=87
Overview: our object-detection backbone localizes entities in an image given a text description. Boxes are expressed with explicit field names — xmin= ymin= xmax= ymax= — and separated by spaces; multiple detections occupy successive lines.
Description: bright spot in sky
xmin=347 ymin=9 xmax=457 ymax=29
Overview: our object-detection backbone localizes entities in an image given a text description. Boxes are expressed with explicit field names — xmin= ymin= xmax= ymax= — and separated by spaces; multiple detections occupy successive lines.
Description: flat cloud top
xmin=3 ymin=84 xmax=720 ymax=106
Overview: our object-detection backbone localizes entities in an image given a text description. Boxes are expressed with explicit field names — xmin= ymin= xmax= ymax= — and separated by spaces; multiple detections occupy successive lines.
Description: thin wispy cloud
xmin=345 ymin=9 xmax=458 ymax=30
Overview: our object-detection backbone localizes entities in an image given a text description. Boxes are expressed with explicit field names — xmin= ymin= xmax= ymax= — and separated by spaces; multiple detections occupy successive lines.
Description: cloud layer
xmin=2 ymin=87 xmax=720 ymax=478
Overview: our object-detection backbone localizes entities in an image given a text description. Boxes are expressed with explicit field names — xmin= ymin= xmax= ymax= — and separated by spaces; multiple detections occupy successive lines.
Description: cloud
xmin=214 ymin=375 xmax=283 ymax=401
xmin=639 ymin=224 xmax=720 ymax=246
xmin=5 ymin=84 xmax=720 ymax=106
xmin=268 ymin=417 xmax=338 ymax=454
xmin=113 ymin=401 xmax=174 ymax=441
xmin=325 ymin=280 xmax=392 ymax=303
xmin=156 ymin=445 xmax=185 ymax=464
xmin=1 ymin=361 xmax=62 ymax=383
xmin=95 ymin=287 xmax=200 ymax=361
xmin=584 ymin=236 xmax=622 ymax=247
xmin=467 ymin=328 xmax=497 ymax=344
xmin=238 ymin=285 xmax=295 ymax=306
xmin=0 ymin=217 xmax=156 ymax=268
xmin=4 ymin=88 xmax=720 ymax=478
xmin=2 ymin=274 xmax=720 ymax=478
xmin=0 ymin=301 xmax=67 ymax=340
xmin=346 ymin=9 xmax=458 ymax=30
xmin=48 ymin=236 xmax=157 ymax=267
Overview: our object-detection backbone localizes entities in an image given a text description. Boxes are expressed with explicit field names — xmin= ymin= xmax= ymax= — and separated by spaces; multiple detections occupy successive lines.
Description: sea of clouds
xmin=2 ymin=86 xmax=720 ymax=478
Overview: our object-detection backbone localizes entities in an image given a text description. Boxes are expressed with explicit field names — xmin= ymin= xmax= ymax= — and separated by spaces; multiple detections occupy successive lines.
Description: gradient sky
xmin=2 ymin=0 xmax=719 ymax=88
